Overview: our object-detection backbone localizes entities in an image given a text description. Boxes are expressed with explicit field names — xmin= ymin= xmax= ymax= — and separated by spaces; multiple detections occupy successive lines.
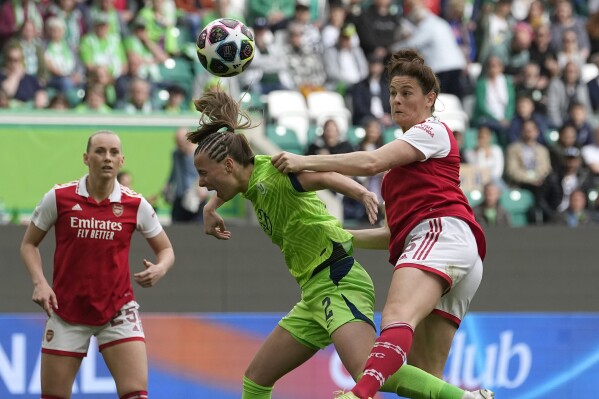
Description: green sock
xmin=242 ymin=375 xmax=273 ymax=399
xmin=379 ymin=365 xmax=465 ymax=399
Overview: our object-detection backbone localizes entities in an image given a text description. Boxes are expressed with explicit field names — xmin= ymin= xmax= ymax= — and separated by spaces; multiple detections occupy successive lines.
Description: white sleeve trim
xmin=30 ymin=190 xmax=57 ymax=231
xmin=136 ymin=198 xmax=163 ymax=238
xmin=397 ymin=120 xmax=451 ymax=161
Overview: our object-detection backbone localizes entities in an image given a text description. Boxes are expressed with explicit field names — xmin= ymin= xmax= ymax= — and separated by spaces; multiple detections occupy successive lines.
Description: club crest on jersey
xmin=257 ymin=183 xmax=267 ymax=195
xmin=112 ymin=204 xmax=124 ymax=217
xmin=46 ymin=329 xmax=54 ymax=342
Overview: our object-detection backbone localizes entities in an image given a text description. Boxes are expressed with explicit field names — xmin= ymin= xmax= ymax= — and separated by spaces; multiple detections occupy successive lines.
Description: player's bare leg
xmin=331 ymin=321 xmax=377 ymax=379
xmin=409 ymin=313 xmax=456 ymax=378
xmin=244 ymin=325 xmax=317 ymax=387
xmin=102 ymin=340 xmax=148 ymax=398
xmin=41 ymin=353 xmax=82 ymax=399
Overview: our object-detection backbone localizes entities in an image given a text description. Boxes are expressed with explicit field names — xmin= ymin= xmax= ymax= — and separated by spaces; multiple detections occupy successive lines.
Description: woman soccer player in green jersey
xmin=187 ymin=89 xmax=492 ymax=399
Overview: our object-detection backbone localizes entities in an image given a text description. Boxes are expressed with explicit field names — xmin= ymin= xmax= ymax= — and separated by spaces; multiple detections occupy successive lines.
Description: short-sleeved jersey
xmin=243 ymin=155 xmax=352 ymax=287
xmin=382 ymin=117 xmax=486 ymax=265
xmin=31 ymin=175 xmax=163 ymax=326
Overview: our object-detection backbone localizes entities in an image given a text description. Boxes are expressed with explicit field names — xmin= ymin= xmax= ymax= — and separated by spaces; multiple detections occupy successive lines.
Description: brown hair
xmin=187 ymin=89 xmax=256 ymax=166
xmin=386 ymin=49 xmax=440 ymax=111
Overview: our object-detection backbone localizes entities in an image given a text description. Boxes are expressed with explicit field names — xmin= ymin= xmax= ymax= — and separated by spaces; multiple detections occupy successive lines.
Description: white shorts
xmin=395 ymin=217 xmax=483 ymax=326
xmin=42 ymin=301 xmax=145 ymax=357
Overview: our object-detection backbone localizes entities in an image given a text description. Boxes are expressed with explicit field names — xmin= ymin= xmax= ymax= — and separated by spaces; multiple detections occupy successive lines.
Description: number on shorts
xmin=110 ymin=308 xmax=138 ymax=327
xmin=322 ymin=297 xmax=333 ymax=321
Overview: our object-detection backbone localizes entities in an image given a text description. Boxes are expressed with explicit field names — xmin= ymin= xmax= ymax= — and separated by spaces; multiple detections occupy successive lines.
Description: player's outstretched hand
xmin=360 ymin=191 xmax=380 ymax=225
xmin=32 ymin=280 xmax=58 ymax=317
xmin=271 ymin=152 xmax=305 ymax=174
xmin=134 ymin=259 xmax=167 ymax=288
xmin=203 ymin=208 xmax=231 ymax=240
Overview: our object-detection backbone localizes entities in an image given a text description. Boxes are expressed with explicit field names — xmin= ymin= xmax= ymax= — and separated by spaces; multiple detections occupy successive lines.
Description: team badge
xmin=46 ymin=329 xmax=54 ymax=342
xmin=257 ymin=183 xmax=266 ymax=195
xmin=112 ymin=204 xmax=124 ymax=217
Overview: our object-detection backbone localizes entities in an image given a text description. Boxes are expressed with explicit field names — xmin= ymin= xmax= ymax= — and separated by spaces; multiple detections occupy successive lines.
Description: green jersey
xmin=242 ymin=155 xmax=352 ymax=287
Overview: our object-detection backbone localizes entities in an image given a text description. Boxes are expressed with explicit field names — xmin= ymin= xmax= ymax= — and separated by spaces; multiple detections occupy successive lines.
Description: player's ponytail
xmin=187 ymin=89 xmax=255 ymax=166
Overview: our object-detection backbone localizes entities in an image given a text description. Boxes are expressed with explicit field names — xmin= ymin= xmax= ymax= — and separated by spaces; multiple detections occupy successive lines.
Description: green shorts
xmin=279 ymin=256 xmax=376 ymax=350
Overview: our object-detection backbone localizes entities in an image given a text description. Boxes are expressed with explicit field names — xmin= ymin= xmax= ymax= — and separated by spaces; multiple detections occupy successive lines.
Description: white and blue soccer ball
xmin=196 ymin=18 xmax=255 ymax=77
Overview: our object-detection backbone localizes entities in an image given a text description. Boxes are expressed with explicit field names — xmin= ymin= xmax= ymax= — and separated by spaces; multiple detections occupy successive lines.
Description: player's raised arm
xmin=294 ymin=171 xmax=379 ymax=225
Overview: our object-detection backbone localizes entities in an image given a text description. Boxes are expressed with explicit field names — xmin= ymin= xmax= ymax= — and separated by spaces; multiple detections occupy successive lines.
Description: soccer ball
xmin=196 ymin=18 xmax=255 ymax=77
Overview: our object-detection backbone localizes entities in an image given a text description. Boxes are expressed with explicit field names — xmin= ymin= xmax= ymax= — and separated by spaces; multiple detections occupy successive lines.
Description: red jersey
xmin=31 ymin=175 xmax=163 ymax=326
xmin=381 ymin=117 xmax=486 ymax=265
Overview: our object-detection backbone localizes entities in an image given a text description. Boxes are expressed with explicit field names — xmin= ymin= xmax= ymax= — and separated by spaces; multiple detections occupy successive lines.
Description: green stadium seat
xmin=347 ymin=125 xmax=365 ymax=146
xmin=383 ymin=127 xmax=402 ymax=144
xmin=464 ymin=189 xmax=484 ymax=207
xmin=265 ymin=124 xmax=305 ymax=154
xmin=159 ymin=57 xmax=194 ymax=88
xmin=500 ymin=188 xmax=534 ymax=227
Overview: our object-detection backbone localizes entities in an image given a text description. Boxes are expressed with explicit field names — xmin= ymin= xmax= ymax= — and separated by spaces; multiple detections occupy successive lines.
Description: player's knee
xmin=120 ymin=390 xmax=148 ymax=399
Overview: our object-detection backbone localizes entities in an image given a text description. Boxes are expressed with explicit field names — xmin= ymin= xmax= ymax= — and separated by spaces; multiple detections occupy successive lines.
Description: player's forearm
xmin=155 ymin=247 xmax=175 ymax=274
xmin=20 ymin=245 xmax=48 ymax=286
xmin=347 ymin=226 xmax=390 ymax=249
xmin=204 ymin=194 xmax=225 ymax=211
xmin=319 ymin=172 xmax=370 ymax=202
xmin=303 ymin=152 xmax=381 ymax=176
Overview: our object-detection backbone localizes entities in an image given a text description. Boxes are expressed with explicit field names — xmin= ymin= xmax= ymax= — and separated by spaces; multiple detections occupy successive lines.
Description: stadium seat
xmin=581 ymin=63 xmax=599 ymax=84
xmin=267 ymin=90 xmax=309 ymax=120
xmin=500 ymin=188 xmax=534 ymax=227
xmin=464 ymin=189 xmax=484 ymax=207
xmin=306 ymin=91 xmax=352 ymax=133
xmin=346 ymin=125 xmax=365 ymax=146
xmin=265 ymin=124 xmax=305 ymax=154
xmin=383 ymin=127 xmax=402 ymax=144
xmin=467 ymin=62 xmax=482 ymax=83
xmin=159 ymin=57 xmax=194 ymax=88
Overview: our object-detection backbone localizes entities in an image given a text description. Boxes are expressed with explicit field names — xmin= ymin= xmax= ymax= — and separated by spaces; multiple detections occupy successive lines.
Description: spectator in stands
xmin=524 ymin=0 xmax=550 ymax=31
xmin=74 ymin=83 xmax=112 ymax=113
xmin=90 ymin=0 xmax=126 ymax=37
xmin=587 ymin=9 xmax=599 ymax=57
xmin=117 ymin=170 xmax=133 ymax=188
xmin=464 ymin=124 xmax=506 ymax=188
xmin=504 ymin=23 xmax=534 ymax=77
xmin=80 ymin=13 xmax=127 ymax=82
xmin=46 ymin=92 xmax=69 ymax=110
xmin=352 ymin=0 xmax=401 ymax=59
xmin=163 ymin=126 xmax=208 ymax=223
xmin=549 ymin=122 xmax=579 ymax=174
xmin=529 ymin=24 xmax=559 ymax=81
xmin=44 ymin=0 xmax=88 ymax=51
xmin=284 ymin=22 xmax=326 ymax=98
xmin=557 ymin=28 xmax=587 ymax=71
xmin=514 ymin=62 xmax=549 ymax=116
xmin=507 ymin=95 xmax=548 ymax=145
xmin=6 ymin=19 xmax=47 ymax=85
xmin=136 ymin=0 xmax=180 ymax=55
xmin=349 ymin=53 xmax=392 ymax=127
xmin=246 ymin=0 xmax=295 ymax=29
xmin=123 ymin=18 xmax=168 ymax=84
xmin=240 ymin=17 xmax=293 ymax=95
xmin=475 ymin=0 xmax=515 ymax=65
xmin=44 ymin=17 xmax=82 ymax=96
xmin=306 ymin=118 xmax=355 ymax=156
xmin=546 ymin=61 xmax=592 ymax=128
xmin=0 ymin=0 xmax=43 ymax=49
xmin=120 ymin=77 xmax=153 ymax=114
xmin=473 ymin=182 xmax=512 ymax=227
xmin=321 ymin=0 xmax=358 ymax=49
xmin=391 ymin=1 xmax=469 ymax=100
xmin=540 ymin=146 xmax=594 ymax=222
xmin=272 ymin=0 xmax=322 ymax=55
xmin=163 ymin=84 xmax=187 ymax=113
xmin=202 ymin=0 xmax=245 ymax=27
xmin=505 ymin=119 xmax=552 ymax=219
xmin=444 ymin=0 xmax=476 ymax=62
xmin=323 ymin=23 xmax=368 ymax=95
xmin=550 ymin=0 xmax=590 ymax=62
xmin=557 ymin=188 xmax=595 ymax=226
xmin=564 ymin=101 xmax=595 ymax=146
xmin=473 ymin=55 xmax=516 ymax=142
xmin=581 ymin=125 xmax=599 ymax=183
xmin=586 ymin=53 xmax=599 ymax=113
xmin=0 ymin=44 xmax=45 ymax=107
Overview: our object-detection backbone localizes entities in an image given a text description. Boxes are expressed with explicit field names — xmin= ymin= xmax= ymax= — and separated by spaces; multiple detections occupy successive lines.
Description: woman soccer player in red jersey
xmin=272 ymin=49 xmax=493 ymax=399
xmin=20 ymin=130 xmax=175 ymax=399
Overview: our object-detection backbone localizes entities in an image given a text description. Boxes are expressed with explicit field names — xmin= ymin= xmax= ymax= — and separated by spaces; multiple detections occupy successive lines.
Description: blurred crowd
xmin=2 ymin=0 xmax=599 ymax=227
